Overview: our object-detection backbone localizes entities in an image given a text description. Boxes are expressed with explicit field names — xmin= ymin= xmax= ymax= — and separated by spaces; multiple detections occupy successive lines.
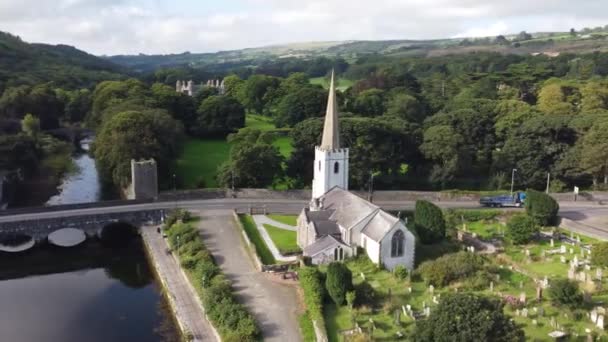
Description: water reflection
xmin=0 ymin=240 xmax=179 ymax=342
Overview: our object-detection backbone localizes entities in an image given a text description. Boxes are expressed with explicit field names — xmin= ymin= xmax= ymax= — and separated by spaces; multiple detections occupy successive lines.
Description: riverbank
xmin=141 ymin=226 xmax=220 ymax=342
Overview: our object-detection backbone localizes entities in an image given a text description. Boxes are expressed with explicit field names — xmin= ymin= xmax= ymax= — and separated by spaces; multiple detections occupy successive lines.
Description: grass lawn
xmin=310 ymin=77 xmax=354 ymax=91
xmin=238 ymin=214 xmax=276 ymax=264
xmin=174 ymin=138 xmax=230 ymax=188
xmin=245 ymin=114 xmax=276 ymax=131
xmin=464 ymin=221 xmax=505 ymax=239
xmin=274 ymin=136 xmax=294 ymax=158
xmin=263 ymin=224 xmax=301 ymax=255
xmin=267 ymin=214 xmax=298 ymax=226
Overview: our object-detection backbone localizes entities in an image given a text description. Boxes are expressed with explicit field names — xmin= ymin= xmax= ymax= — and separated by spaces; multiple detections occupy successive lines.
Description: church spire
xmin=320 ymin=70 xmax=339 ymax=150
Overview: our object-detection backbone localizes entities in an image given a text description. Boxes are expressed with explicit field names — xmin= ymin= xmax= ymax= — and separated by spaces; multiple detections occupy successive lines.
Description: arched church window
xmin=318 ymin=160 xmax=321 ymax=171
xmin=334 ymin=162 xmax=339 ymax=174
xmin=391 ymin=230 xmax=405 ymax=257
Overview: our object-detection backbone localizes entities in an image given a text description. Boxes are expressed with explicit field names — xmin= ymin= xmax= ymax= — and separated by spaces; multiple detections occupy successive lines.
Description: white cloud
xmin=0 ymin=0 xmax=607 ymax=55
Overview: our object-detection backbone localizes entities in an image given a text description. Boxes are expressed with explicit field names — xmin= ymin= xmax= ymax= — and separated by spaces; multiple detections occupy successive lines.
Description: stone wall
xmin=0 ymin=209 xmax=164 ymax=240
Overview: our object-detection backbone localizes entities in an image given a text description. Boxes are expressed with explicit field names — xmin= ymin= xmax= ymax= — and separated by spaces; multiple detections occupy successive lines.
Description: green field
xmin=310 ymin=77 xmax=354 ymax=91
xmin=174 ymin=138 xmax=230 ymax=188
xmin=267 ymin=215 xmax=298 ymax=226
xmin=174 ymin=114 xmax=294 ymax=190
xmin=263 ymin=224 xmax=300 ymax=255
xmin=238 ymin=214 xmax=276 ymax=265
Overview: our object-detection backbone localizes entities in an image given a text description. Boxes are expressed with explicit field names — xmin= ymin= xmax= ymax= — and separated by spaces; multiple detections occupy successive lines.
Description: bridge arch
xmin=47 ymin=228 xmax=87 ymax=248
xmin=100 ymin=221 xmax=139 ymax=246
xmin=0 ymin=232 xmax=35 ymax=253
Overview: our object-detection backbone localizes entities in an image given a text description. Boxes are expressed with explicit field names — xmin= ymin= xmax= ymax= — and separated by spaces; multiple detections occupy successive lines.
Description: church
xmin=296 ymin=72 xmax=416 ymax=271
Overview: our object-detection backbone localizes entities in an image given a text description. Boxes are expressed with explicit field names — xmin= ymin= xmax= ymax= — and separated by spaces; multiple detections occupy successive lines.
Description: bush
xmin=415 ymin=200 xmax=446 ymax=243
xmin=525 ymin=189 xmax=559 ymax=226
xmin=548 ymin=278 xmax=583 ymax=308
xmin=592 ymin=242 xmax=608 ymax=267
xmin=393 ymin=265 xmax=408 ymax=280
xmin=299 ymin=267 xmax=325 ymax=321
xmin=325 ymin=262 xmax=354 ymax=305
xmin=414 ymin=293 xmax=525 ymax=342
xmin=507 ymin=214 xmax=538 ymax=245
xmin=417 ymin=251 xmax=485 ymax=286
xmin=354 ymin=281 xmax=376 ymax=306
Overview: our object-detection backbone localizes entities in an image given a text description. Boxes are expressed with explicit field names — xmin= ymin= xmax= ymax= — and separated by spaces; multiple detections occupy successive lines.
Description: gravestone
xmin=561 ymin=256 xmax=566 ymax=263
xmin=429 ymin=285 xmax=434 ymax=294
xmin=490 ymin=281 xmax=494 ymax=292
xmin=536 ymin=287 xmax=543 ymax=301
xmin=532 ymin=319 xmax=538 ymax=326
xmin=561 ymin=245 xmax=567 ymax=254
xmin=570 ymin=248 xmax=574 ymax=254
xmin=598 ymin=268 xmax=604 ymax=280
xmin=424 ymin=307 xmax=431 ymax=317
xmin=522 ymin=308 xmax=528 ymax=318
xmin=591 ymin=309 xmax=598 ymax=323
xmin=598 ymin=315 xmax=605 ymax=330
xmin=407 ymin=287 xmax=412 ymax=293
xmin=519 ymin=292 xmax=526 ymax=304
xmin=550 ymin=239 xmax=555 ymax=247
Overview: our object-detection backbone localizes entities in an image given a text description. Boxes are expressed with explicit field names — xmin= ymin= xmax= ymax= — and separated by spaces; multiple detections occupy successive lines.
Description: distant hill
xmin=107 ymin=28 xmax=608 ymax=72
xmin=0 ymin=31 xmax=127 ymax=91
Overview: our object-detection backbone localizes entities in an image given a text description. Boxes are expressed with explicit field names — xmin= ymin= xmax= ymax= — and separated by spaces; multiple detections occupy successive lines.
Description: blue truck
xmin=479 ymin=192 xmax=526 ymax=208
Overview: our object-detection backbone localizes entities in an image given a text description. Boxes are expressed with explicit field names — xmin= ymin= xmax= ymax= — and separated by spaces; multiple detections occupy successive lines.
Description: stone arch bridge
xmin=0 ymin=209 xmax=164 ymax=242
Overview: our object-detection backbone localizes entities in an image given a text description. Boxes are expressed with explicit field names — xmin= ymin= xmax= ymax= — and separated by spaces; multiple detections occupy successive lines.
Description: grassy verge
xmin=238 ymin=214 xmax=276 ymax=264
xmin=174 ymin=138 xmax=230 ymax=188
xmin=298 ymin=312 xmax=316 ymax=342
xmin=267 ymin=214 xmax=298 ymax=226
xmin=164 ymin=217 xmax=259 ymax=341
xmin=263 ymin=224 xmax=300 ymax=255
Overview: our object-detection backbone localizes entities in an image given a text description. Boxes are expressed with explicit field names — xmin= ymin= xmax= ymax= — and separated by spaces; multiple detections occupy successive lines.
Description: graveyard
xmin=321 ymin=211 xmax=608 ymax=341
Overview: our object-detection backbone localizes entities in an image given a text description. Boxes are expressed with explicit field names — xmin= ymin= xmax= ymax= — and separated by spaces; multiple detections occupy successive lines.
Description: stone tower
xmin=129 ymin=159 xmax=158 ymax=200
xmin=312 ymin=70 xmax=349 ymax=200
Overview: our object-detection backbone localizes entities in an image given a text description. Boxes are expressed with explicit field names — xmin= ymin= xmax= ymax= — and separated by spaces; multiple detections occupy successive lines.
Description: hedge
xmin=415 ymin=200 xmax=446 ymax=244
xmin=165 ymin=221 xmax=260 ymax=341
xmin=299 ymin=267 xmax=327 ymax=339
xmin=525 ymin=189 xmax=559 ymax=226
xmin=417 ymin=251 xmax=486 ymax=286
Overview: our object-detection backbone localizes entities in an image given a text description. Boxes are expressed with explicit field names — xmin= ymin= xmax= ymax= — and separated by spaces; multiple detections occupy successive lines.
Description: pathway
xmin=252 ymin=215 xmax=298 ymax=262
xmin=141 ymin=227 xmax=219 ymax=342
xmin=194 ymin=210 xmax=302 ymax=342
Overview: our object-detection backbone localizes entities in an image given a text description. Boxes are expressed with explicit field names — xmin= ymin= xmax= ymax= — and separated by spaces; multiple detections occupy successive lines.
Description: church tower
xmin=312 ymin=70 xmax=349 ymax=200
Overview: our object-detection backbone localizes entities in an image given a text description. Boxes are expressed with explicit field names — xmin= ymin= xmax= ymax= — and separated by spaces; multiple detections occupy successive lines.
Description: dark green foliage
xmin=548 ymin=278 xmax=583 ymax=308
xmin=393 ymin=265 xmax=408 ymax=280
xmin=274 ymin=86 xmax=327 ymax=127
xmin=299 ymin=267 xmax=326 ymax=322
xmin=525 ymin=189 xmax=559 ymax=226
xmin=414 ymin=293 xmax=525 ymax=342
xmin=417 ymin=251 xmax=485 ymax=286
xmin=506 ymin=214 xmax=538 ymax=244
xmin=325 ymin=262 xmax=353 ymax=306
xmin=592 ymin=242 xmax=608 ymax=267
xmin=414 ymin=200 xmax=446 ymax=244
xmin=193 ymin=95 xmax=245 ymax=137
xmin=354 ymin=281 xmax=375 ymax=306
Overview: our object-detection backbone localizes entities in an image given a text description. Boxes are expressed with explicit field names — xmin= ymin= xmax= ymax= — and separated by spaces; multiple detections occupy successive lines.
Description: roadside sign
xmin=574 ymin=186 xmax=579 ymax=194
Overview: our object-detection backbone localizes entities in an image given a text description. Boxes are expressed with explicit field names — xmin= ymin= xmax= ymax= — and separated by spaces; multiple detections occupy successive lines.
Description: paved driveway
xmin=193 ymin=209 xmax=302 ymax=342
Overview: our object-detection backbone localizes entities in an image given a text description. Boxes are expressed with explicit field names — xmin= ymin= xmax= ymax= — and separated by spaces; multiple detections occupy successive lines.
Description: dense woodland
xmin=3 ymin=29 xmax=608 ymax=198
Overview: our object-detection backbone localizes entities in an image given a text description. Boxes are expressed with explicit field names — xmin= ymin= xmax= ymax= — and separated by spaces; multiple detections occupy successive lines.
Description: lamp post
xmin=546 ymin=172 xmax=551 ymax=194
xmin=510 ymin=169 xmax=517 ymax=196
xmin=172 ymin=173 xmax=177 ymax=210
xmin=369 ymin=172 xmax=375 ymax=202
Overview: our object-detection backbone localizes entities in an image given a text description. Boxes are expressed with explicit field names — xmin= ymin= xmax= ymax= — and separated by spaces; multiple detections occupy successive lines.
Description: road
xmin=194 ymin=209 xmax=302 ymax=342
xmin=141 ymin=227 xmax=219 ymax=341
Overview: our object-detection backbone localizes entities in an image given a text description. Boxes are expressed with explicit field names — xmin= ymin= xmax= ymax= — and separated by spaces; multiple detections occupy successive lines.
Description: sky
xmin=1 ymin=0 xmax=607 ymax=55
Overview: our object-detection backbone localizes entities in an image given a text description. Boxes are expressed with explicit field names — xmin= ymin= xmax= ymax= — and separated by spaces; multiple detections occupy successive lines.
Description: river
xmin=46 ymin=136 xmax=102 ymax=205
xmin=0 ymin=138 xmax=180 ymax=342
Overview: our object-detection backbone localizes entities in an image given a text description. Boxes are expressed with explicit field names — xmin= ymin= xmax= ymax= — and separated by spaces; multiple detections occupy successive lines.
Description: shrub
xmin=354 ymin=281 xmax=376 ymax=306
xmin=299 ymin=267 xmax=325 ymax=321
xmin=325 ymin=262 xmax=354 ymax=305
xmin=393 ymin=265 xmax=408 ymax=280
xmin=196 ymin=260 xmax=221 ymax=288
xmin=592 ymin=242 xmax=608 ymax=267
xmin=414 ymin=293 xmax=525 ymax=342
xmin=417 ymin=251 xmax=485 ymax=286
xmin=548 ymin=278 xmax=583 ymax=308
xmin=525 ymin=189 xmax=559 ymax=226
xmin=507 ymin=214 xmax=538 ymax=245
xmin=415 ymin=200 xmax=446 ymax=244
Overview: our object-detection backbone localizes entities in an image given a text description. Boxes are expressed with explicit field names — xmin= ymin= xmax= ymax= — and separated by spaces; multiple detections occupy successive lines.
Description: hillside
xmin=107 ymin=28 xmax=608 ymax=72
xmin=0 ymin=31 xmax=127 ymax=91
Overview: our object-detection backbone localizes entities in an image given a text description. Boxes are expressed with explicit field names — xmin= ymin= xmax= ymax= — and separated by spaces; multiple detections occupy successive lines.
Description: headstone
xmin=573 ymin=256 xmax=579 ymax=268
xmin=429 ymin=285 xmax=434 ymax=294
xmin=577 ymin=235 xmax=581 ymax=244
xmin=561 ymin=245 xmax=567 ymax=254
xmin=424 ymin=307 xmax=431 ymax=317
xmin=432 ymin=295 xmax=439 ymax=304
xmin=522 ymin=308 xmax=528 ymax=318
xmin=591 ymin=309 xmax=598 ymax=323
xmin=402 ymin=305 xmax=407 ymax=316
xmin=519 ymin=292 xmax=526 ymax=304
xmin=515 ymin=309 xmax=520 ymax=316
xmin=532 ymin=319 xmax=538 ymax=326
xmin=525 ymin=249 xmax=531 ymax=257
xmin=543 ymin=276 xmax=549 ymax=288
xmin=519 ymin=281 xmax=523 ymax=289
xmin=561 ymin=256 xmax=566 ymax=263
xmin=457 ymin=231 xmax=464 ymax=241
xmin=490 ymin=281 xmax=494 ymax=292
xmin=536 ymin=287 xmax=543 ymax=301
xmin=570 ymin=248 xmax=574 ymax=254
xmin=407 ymin=287 xmax=412 ymax=293
xmin=585 ymin=265 xmax=591 ymax=271
xmin=550 ymin=239 xmax=555 ymax=247
xmin=550 ymin=317 xmax=557 ymax=328
xmin=360 ymin=272 xmax=366 ymax=280
xmin=598 ymin=315 xmax=605 ymax=330
xmin=394 ymin=310 xmax=401 ymax=325
xmin=496 ymin=274 xmax=501 ymax=281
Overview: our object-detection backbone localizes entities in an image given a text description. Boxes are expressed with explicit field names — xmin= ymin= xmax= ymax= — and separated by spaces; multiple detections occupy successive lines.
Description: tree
xmin=92 ymin=109 xmax=184 ymax=187
xmin=420 ymin=125 xmax=467 ymax=187
xmin=537 ymin=82 xmax=576 ymax=116
xmin=581 ymin=81 xmax=608 ymax=112
xmin=193 ymin=95 xmax=245 ymax=137
xmin=592 ymin=242 xmax=608 ymax=267
xmin=506 ymin=214 xmax=538 ymax=244
xmin=515 ymin=31 xmax=532 ymax=41
xmin=495 ymin=35 xmax=510 ymax=45
xmin=351 ymin=88 xmax=385 ymax=116
xmin=274 ymin=86 xmax=326 ymax=127
xmin=20 ymin=113 xmax=40 ymax=139
xmin=548 ymin=279 xmax=583 ymax=308
xmin=579 ymin=120 xmax=608 ymax=186
xmin=414 ymin=200 xmax=446 ymax=244
xmin=150 ymin=83 xmax=197 ymax=127
xmin=525 ymin=189 xmax=559 ymax=226
xmin=570 ymin=28 xmax=577 ymax=37
xmin=415 ymin=293 xmax=525 ymax=342
xmin=325 ymin=262 xmax=353 ymax=306
xmin=385 ymin=93 xmax=424 ymax=122
xmin=216 ymin=129 xmax=284 ymax=188
xmin=240 ymin=75 xmax=280 ymax=114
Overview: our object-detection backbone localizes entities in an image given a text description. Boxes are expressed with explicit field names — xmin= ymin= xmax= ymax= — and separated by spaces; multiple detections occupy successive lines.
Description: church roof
xmin=312 ymin=220 xmax=340 ymax=236
xmin=361 ymin=210 xmax=400 ymax=242
xmin=322 ymin=187 xmax=379 ymax=229
xmin=303 ymin=235 xmax=347 ymax=257
xmin=320 ymin=70 xmax=340 ymax=150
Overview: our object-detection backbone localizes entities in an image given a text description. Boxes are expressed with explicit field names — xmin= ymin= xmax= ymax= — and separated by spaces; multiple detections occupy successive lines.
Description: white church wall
xmin=379 ymin=223 xmax=416 ymax=271
xmin=349 ymin=212 xmax=377 ymax=247
xmin=312 ymin=147 xmax=349 ymax=199
xmin=361 ymin=235 xmax=380 ymax=264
